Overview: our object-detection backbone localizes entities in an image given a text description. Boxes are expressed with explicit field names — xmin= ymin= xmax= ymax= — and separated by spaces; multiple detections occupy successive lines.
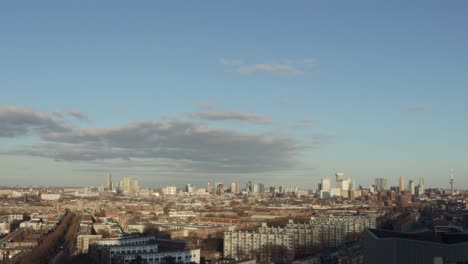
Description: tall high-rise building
xmin=417 ymin=177 xmax=425 ymax=196
xmin=320 ymin=178 xmax=331 ymax=191
xmin=374 ymin=178 xmax=389 ymax=192
xmin=258 ymin=183 xmax=265 ymax=193
xmin=207 ymin=182 xmax=213 ymax=194
xmin=123 ymin=176 xmax=131 ymax=194
xmin=336 ymin=172 xmax=351 ymax=192
xmin=247 ymin=181 xmax=253 ymax=192
xmin=399 ymin=176 xmax=405 ymax=192
xmin=231 ymin=182 xmax=239 ymax=193
xmin=162 ymin=186 xmax=177 ymax=195
xmin=450 ymin=169 xmax=455 ymax=196
xmin=185 ymin=184 xmax=193 ymax=193
xmin=132 ymin=177 xmax=139 ymax=193
xmin=252 ymin=183 xmax=260 ymax=194
xmin=122 ymin=176 xmax=138 ymax=196
xmin=409 ymin=180 xmax=415 ymax=195
xmin=216 ymin=184 xmax=224 ymax=195
xmin=106 ymin=174 xmax=112 ymax=191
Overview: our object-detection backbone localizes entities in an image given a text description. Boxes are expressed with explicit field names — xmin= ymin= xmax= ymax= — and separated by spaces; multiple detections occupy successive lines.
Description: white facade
xmin=97 ymin=236 xmax=200 ymax=264
xmin=0 ymin=222 xmax=9 ymax=234
xmin=330 ymin=188 xmax=341 ymax=197
xmin=162 ymin=186 xmax=177 ymax=196
xmin=97 ymin=236 xmax=154 ymax=247
xmin=224 ymin=228 xmax=295 ymax=262
xmin=121 ymin=249 xmax=200 ymax=264
xmin=77 ymin=234 xmax=102 ymax=253
xmin=231 ymin=182 xmax=239 ymax=193
xmin=224 ymin=215 xmax=377 ymax=262
xmin=40 ymin=193 xmax=62 ymax=201
xmin=320 ymin=178 xmax=331 ymax=191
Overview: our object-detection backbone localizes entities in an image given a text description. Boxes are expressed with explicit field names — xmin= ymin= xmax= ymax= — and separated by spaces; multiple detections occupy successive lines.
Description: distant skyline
xmin=1 ymin=1 xmax=467 ymax=188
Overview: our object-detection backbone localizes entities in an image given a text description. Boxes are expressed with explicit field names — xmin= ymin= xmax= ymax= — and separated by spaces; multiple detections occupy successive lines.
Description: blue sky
xmin=0 ymin=1 xmax=467 ymax=188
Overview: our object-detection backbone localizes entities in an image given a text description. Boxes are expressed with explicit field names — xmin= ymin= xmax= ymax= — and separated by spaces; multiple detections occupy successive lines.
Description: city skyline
xmin=1 ymin=1 xmax=468 ymax=187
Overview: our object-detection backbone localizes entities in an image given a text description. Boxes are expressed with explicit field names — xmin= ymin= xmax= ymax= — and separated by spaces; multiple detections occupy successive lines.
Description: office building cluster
xmin=100 ymin=174 xmax=140 ymax=196
xmin=317 ymin=173 xmax=431 ymax=200
xmin=318 ymin=172 xmax=354 ymax=199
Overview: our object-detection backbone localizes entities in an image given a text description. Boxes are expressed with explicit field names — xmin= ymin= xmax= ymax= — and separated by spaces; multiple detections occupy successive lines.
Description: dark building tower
xmin=450 ymin=168 xmax=455 ymax=196
xmin=106 ymin=173 xmax=112 ymax=191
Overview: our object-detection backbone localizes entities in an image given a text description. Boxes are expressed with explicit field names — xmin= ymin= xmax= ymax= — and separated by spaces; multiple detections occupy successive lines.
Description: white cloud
xmin=187 ymin=111 xmax=271 ymax=124
xmin=408 ymin=105 xmax=429 ymax=112
xmin=220 ymin=57 xmax=315 ymax=76
xmin=219 ymin=58 xmax=243 ymax=66
xmin=238 ymin=63 xmax=303 ymax=75
xmin=292 ymin=119 xmax=315 ymax=128
xmin=198 ymin=101 xmax=217 ymax=110
xmin=52 ymin=110 xmax=88 ymax=120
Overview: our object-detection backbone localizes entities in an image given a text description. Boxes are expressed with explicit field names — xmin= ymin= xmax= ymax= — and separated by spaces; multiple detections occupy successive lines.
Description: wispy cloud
xmin=220 ymin=57 xmax=315 ymax=76
xmin=187 ymin=111 xmax=272 ymax=124
xmin=52 ymin=110 xmax=88 ymax=120
xmin=292 ymin=119 xmax=315 ymax=128
xmin=198 ymin=101 xmax=217 ymax=110
xmin=238 ymin=63 xmax=303 ymax=75
xmin=408 ymin=105 xmax=429 ymax=112
xmin=219 ymin=58 xmax=243 ymax=66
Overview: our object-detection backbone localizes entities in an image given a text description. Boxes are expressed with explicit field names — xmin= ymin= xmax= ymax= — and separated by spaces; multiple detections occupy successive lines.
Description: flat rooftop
xmin=367 ymin=228 xmax=468 ymax=245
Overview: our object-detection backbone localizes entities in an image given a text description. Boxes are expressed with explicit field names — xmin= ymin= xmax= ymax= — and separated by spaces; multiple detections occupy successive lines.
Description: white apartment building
xmin=162 ymin=186 xmax=177 ymax=196
xmin=224 ymin=228 xmax=295 ymax=263
xmin=95 ymin=236 xmax=200 ymax=264
xmin=224 ymin=215 xmax=377 ymax=262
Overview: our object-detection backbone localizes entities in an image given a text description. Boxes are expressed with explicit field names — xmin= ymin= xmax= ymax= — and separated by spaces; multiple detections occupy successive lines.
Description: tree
xmin=23 ymin=227 xmax=32 ymax=238
xmin=97 ymin=229 xmax=110 ymax=238
xmin=95 ymin=209 xmax=106 ymax=217
xmin=162 ymin=256 xmax=176 ymax=264
xmin=143 ymin=223 xmax=159 ymax=236
xmin=130 ymin=255 xmax=148 ymax=264
xmin=20 ymin=211 xmax=75 ymax=264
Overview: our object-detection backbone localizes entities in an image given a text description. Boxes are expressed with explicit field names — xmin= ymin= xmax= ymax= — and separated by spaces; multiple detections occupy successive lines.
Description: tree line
xmin=18 ymin=210 xmax=79 ymax=264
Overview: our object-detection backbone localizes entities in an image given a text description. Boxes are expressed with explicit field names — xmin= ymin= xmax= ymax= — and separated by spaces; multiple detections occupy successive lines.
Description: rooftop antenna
xmin=450 ymin=168 xmax=455 ymax=196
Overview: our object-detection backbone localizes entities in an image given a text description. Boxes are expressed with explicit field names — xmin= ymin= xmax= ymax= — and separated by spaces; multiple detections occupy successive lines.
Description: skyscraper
xmin=106 ymin=173 xmax=112 ymax=191
xmin=335 ymin=172 xmax=351 ymax=192
xmin=258 ymin=183 xmax=265 ymax=193
xmin=185 ymin=184 xmax=193 ymax=193
xmin=123 ymin=176 xmax=131 ymax=194
xmin=132 ymin=177 xmax=139 ymax=194
xmin=320 ymin=178 xmax=331 ymax=191
xmin=374 ymin=178 xmax=389 ymax=192
xmin=122 ymin=176 xmax=138 ymax=196
xmin=450 ymin=169 xmax=455 ymax=196
xmin=252 ymin=183 xmax=260 ymax=194
xmin=409 ymin=180 xmax=415 ymax=195
xmin=216 ymin=184 xmax=224 ymax=195
xmin=231 ymin=182 xmax=239 ymax=193
xmin=399 ymin=176 xmax=405 ymax=192
xmin=417 ymin=177 xmax=425 ymax=195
